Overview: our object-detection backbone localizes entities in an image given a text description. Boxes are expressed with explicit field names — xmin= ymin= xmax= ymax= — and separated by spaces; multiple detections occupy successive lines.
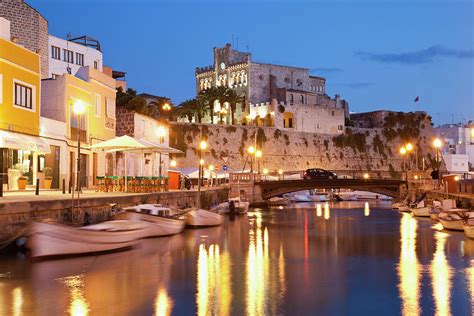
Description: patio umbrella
xmin=90 ymin=135 xmax=147 ymax=192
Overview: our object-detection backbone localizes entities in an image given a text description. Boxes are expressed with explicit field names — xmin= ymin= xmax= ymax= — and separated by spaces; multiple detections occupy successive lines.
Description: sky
xmin=30 ymin=0 xmax=473 ymax=125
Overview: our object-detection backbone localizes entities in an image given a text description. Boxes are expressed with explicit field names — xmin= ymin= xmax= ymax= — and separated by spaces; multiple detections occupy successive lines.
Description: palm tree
xmin=224 ymin=89 xmax=245 ymax=125
xmin=148 ymin=97 xmax=173 ymax=120
xmin=198 ymin=86 xmax=230 ymax=124
xmin=176 ymin=98 xmax=208 ymax=123
xmin=173 ymin=101 xmax=194 ymax=122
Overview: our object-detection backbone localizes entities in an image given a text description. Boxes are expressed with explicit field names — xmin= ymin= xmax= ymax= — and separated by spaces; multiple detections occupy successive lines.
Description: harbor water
xmin=0 ymin=201 xmax=473 ymax=315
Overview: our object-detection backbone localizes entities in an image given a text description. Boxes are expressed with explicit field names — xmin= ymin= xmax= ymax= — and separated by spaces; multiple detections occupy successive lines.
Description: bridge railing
xmin=255 ymin=169 xmax=408 ymax=181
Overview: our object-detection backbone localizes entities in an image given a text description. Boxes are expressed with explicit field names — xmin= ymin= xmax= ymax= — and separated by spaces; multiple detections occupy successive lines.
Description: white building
xmin=442 ymin=153 xmax=469 ymax=174
xmin=435 ymin=123 xmax=474 ymax=169
xmin=48 ymin=35 xmax=103 ymax=79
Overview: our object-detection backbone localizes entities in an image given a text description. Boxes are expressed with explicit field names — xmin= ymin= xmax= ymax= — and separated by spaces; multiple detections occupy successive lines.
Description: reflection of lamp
xmin=72 ymin=99 xmax=86 ymax=211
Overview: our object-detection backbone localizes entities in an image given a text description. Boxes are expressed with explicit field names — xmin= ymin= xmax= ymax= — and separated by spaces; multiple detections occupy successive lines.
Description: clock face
xmin=220 ymin=62 xmax=226 ymax=70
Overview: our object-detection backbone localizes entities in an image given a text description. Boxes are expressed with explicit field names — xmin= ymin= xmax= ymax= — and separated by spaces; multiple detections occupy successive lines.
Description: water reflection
xmin=467 ymin=262 xmax=474 ymax=310
xmin=154 ymin=288 xmax=173 ymax=316
xmin=316 ymin=204 xmax=322 ymax=217
xmin=364 ymin=202 xmax=370 ymax=217
xmin=57 ymin=274 xmax=90 ymax=316
xmin=12 ymin=287 xmax=23 ymax=316
xmin=197 ymin=243 xmax=232 ymax=316
xmin=430 ymin=232 xmax=452 ymax=316
xmin=324 ymin=203 xmax=330 ymax=220
xmin=398 ymin=213 xmax=421 ymax=316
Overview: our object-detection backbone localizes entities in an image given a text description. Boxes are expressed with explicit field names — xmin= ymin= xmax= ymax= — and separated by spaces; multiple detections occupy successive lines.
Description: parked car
xmin=303 ymin=168 xmax=337 ymax=180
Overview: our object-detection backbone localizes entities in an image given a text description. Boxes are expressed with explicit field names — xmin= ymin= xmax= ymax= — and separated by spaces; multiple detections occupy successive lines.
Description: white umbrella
xmin=90 ymin=135 xmax=147 ymax=192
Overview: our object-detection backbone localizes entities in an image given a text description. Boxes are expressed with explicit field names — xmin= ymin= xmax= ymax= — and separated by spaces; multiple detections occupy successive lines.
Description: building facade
xmin=116 ymin=107 xmax=171 ymax=177
xmin=0 ymin=17 xmax=51 ymax=191
xmin=41 ymin=66 xmax=117 ymax=189
xmin=194 ymin=44 xmax=348 ymax=134
xmin=48 ymin=34 xmax=103 ymax=79
xmin=435 ymin=123 xmax=474 ymax=169
xmin=0 ymin=0 xmax=49 ymax=78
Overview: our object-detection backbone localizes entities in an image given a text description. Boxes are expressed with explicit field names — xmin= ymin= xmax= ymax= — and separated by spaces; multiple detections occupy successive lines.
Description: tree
xmin=198 ymin=86 xmax=229 ymax=124
xmin=175 ymin=98 xmax=208 ymax=123
xmin=224 ymin=89 xmax=245 ymax=125
xmin=148 ymin=97 xmax=173 ymax=120
xmin=116 ymin=87 xmax=148 ymax=114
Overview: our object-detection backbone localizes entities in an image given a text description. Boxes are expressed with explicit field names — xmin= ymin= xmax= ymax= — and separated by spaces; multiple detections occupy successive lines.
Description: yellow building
xmin=0 ymin=17 xmax=50 ymax=191
xmin=41 ymin=66 xmax=116 ymax=189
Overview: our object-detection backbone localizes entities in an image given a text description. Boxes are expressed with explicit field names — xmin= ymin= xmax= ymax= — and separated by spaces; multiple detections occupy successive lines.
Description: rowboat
xmin=463 ymin=218 xmax=474 ymax=239
xmin=28 ymin=220 xmax=143 ymax=259
xmin=184 ymin=208 xmax=224 ymax=227
xmin=120 ymin=204 xmax=186 ymax=236
xmin=398 ymin=205 xmax=410 ymax=212
xmin=410 ymin=200 xmax=431 ymax=217
xmin=213 ymin=197 xmax=250 ymax=214
xmin=438 ymin=210 xmax=470 ymax=231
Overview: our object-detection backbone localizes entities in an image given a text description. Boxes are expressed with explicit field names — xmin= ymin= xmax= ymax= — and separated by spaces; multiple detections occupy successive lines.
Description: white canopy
xmin=90 ymin=135 xmax=146 ymax=151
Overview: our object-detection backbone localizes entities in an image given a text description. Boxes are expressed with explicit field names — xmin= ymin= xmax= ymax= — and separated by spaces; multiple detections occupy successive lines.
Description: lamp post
xmin=248 ymin=146 xmax=255 ymax=173
xmin=209 ymin=164 xmax=215 ymax=187
xmin=262 ymin=168 xmax=268 ymax=181
xmin=405 ymin=143 xmax=413 ymax=170
xmin=278 ymin=168 xmax=283 ymax=180
xmin=156 ymin=126 xmax=166 ymax=177
xmin=255 ymin=149 xmax=262 ymax=174
xmin=197 ymin=140 xmax=207 ymax=208
xmin=433 ymin=138 xmax=442 ymax=188
xmin=72 ymin=100 xmax=85 ymax=212
xmin=400 ymin=146 xmax=407 ymax=180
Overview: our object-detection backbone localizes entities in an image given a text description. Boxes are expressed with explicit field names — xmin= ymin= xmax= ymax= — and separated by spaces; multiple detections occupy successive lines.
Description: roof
xmin=68 ymin=35 xmax=101 ymax=52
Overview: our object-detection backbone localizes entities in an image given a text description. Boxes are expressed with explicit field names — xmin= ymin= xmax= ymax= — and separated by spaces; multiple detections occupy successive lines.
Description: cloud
xmin=356 ymin=45 xmax=474 ymax=64
xmin=310 ymin=67 xmax=343 ymax=74
xmin=333 ymin=82 xmax=375 ymax=89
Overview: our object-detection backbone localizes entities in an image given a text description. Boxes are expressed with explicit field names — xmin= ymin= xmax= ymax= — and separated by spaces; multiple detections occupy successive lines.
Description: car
xmin=303 ymin=168 xmax=337 ymax=180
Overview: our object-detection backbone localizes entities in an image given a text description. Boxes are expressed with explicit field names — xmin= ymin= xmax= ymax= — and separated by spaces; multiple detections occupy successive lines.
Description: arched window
xmin=289 ymin=94 xmax=294 ymax=105
xmin=300 ymin=95 xmax=304 ymax=104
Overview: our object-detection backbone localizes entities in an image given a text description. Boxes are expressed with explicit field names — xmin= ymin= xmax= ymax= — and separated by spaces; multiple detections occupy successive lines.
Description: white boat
xmin=268 ymin=196 xmax=290 ymax=206
xmin=120 ymin=204 xmax=186 ymax=236
xmin=213 ymin=197 xmax=250 ymax=214
xmin=28 ymin=220 xmax=142 ymax=259
xmin=184 ymin=208 xmax=224 ymax=227
xmin=310 ymin=194 xmax=327 ymax=202
xmin=352 ymin=190 xmax=392 ymax=201
xmin=463 ymin=218 xmax=474 ymax=239
xmin=293 ymin=194 xmax=313 ymax=202
xmin=338 ymin=192 xmax=359 ymax=201
xmin=399 ymin=205 xmax=410 ymax=212
xmin=438 ymin=210 xmax=470 ymax=231
xmin=410 ymin=201 xmax=431 ymax=217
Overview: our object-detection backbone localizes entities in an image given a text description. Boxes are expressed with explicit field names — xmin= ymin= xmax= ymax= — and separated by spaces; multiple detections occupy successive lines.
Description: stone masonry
xmin=116 ymin=107 xmax=135 ymax=137
xmin=0 ymin=0 xmax=49 ymax=78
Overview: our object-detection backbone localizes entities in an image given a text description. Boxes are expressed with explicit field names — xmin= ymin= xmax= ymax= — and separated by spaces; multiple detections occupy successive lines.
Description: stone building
xmin=195 ymin=43 xmax=349 ymax=134
xmin=0 ymin=0 xmax=49 ymax=78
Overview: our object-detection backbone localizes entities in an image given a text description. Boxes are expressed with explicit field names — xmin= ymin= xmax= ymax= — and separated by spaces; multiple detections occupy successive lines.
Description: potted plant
xmin=44 ymin=167 xmax=52 ymax=189
xmin=17 ymin=175 xmax=28 ymax=190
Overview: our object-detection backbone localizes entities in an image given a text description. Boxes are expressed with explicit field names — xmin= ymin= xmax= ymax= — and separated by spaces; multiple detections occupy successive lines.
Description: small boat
xmin=352 ymin=190 xmax=392 ymax=201
xmin=392 ymin=195 xmax=410 ymax=209
xmin=337 ymin=191 xmax=359 ymax=201
xmin=463 ymin=218 xmax=474 ymax=239
xmin=310 ymin=193 xmax=327 ymax=202
xmin=213 ymin=197 xmax=250 ymax=214
xmin=268 ymin=196 xmax=290 ymax=206
xmin=184 ymin=208 xmax=224 ymax=227
xmin=438 ymin=210 xmax=470 ymax=231
xmin=293 ymin=194 xmax=313 ymax=202
xmin=399 ymin=205 xmax=411 ymax=212
xmin=120 ymin=204 xmax=186 ymax=236
xmin=410 ymin=201 xmax=431 ymax=217
xmin=28 ymin=220 xmax=142 ymax=259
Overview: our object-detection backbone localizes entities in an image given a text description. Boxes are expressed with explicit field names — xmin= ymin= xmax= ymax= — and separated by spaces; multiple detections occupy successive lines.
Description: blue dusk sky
xmin=30 ymin=0 xmax=473 ymax=125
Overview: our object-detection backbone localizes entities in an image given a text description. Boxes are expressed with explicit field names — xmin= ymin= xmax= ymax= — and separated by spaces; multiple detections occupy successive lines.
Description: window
xmin=289 ymin=94 xmax=294 ymax=105
xmin=51 ymin=46 xmax=61 ymax=60
xmin=288 ymin=118 xmax=293 ymax=128
xmin=95 ymin=94 xmax=101 ymax=117
xmin=317 ymin=123 xmax=320 ymax=129
xmin=94 ymin=61 xmax=98 ymax=69
xmin=63 ymin=49 xmax=74 ymax=63
xmin=105 ymin=97 xmax=115 ymax=118
xmin=338 ymin=125 xmax=343 ymax=131
xmin=76 ymin=53 xmax=84 ymax=66
xmin=14 ymin=82 xmax=33 ymax=110
xmin=300 ymin=95 xmax=304 ymax=104
xmin=331 ymin=111 xmax=335 ymax=116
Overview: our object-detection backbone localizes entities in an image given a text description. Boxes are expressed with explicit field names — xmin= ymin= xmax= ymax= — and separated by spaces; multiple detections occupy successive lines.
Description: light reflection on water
xmin=430 ymin=232 xmax=452 ymax=316
xmin=398 ymin=213 xmax=421 ymax=316
xmin=0 ymin=202 xmax=472 ymax=315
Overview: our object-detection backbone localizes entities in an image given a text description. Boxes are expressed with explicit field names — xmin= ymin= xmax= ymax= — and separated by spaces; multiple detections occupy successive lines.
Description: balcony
xmin=70 ymin=127 xmax=87 ymax=143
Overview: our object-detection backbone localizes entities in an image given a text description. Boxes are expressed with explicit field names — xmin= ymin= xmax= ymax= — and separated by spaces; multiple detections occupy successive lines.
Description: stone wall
xmin=116 ymin=107 xmax=135 ymax=137
xmin=170 ymin=112 xmax=436 ymax=175
xmin=0 ymin=0 xmax=49 ymax=78
xmin=0 ymin=188 xmax=229 ymax=243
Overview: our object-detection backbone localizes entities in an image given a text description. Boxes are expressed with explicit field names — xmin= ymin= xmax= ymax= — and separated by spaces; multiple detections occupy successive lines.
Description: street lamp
xmin=363 ymin=173 xmax=369 ymax=179
xmin=162 ymin=103 xmax=171 ymax=111
xmin=400 ymin=146 xmax=407 ymax=180
xmin=262 ymin=168 xmax=268 ymax=181
xmin=433 ymin=138 xmax=442 ymax=188
xmin=72 ymin=99 xmax=86 ymax=211
xmin=197 ymin=140 xmax=208 ymax=208
xmin=208 ymin=164 xmax=215 ymax=187
xmin=278 ymin=168 xmax=283 ymax=180
xmin=248 ymin=146 xmax=255 ymax=172
xmin=156 ymin=126 xmax=167 ymax=177
xmin=255 ymin=149 xmax=262 ymax=174
xmin=170 ymin=160 xmax=177 ymax=168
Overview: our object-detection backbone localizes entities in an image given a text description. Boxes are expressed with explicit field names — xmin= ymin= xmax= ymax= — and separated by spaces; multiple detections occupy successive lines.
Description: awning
xmin=0 ymin=130 xmax=51 ymax=154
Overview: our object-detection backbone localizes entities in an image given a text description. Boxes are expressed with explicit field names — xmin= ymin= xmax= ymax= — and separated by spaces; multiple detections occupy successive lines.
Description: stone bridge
xmin=229 ymin=172 xmax=408 ymax=203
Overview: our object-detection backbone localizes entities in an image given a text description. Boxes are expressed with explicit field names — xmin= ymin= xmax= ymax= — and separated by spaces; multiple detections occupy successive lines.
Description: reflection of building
xmin=0 ymin=17 xmax=50 ymax=191
xmin=41 ymin=66 xmax=117 ymax=189
xmin=195 ymin=44 xmax=348 ymax=134
xmin=116 ymin=108 xmax=171 ymax=176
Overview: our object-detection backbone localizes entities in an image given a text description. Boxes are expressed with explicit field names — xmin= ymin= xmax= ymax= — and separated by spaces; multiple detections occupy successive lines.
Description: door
xmin=69 ymin=151 xmax=75 ymax=190
xmin=80 ymin=154 xmax=88 ymax=188
xmin=44 ymin=145 xmax=60 ymax=188
xmin=93 ymin=153 xmax=97 ymax=185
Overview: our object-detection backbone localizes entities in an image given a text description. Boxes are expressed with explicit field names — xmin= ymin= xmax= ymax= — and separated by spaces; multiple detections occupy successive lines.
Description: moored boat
xmin=213 ymin=197 xmax=250 ymax=214
xmin=398 ymin=205 xmax=410 ymax=212
xmin=184 ymin=208 xmax=224 ymax=227
xmin=28 ymin=220 xmax=142 ymax=259
xmin=463 ymin=218 xmax=474 ymax=239
xmin=120 ymin=204 xmax=186 ymax=236
xmin=411 ymin=207 xmax=431 ymax=217
xmin=438 ymin=210 xmax=470 ymax=231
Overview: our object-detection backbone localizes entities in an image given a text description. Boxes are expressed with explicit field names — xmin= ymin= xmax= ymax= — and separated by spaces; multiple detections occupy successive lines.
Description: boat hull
xmin=411 ymin=207 xmax=431 ymax=217
xmin=398 ymin=206 xmax=410 ymax=213
xmin=118 ymin=212 xmax=185 ymax=237
xmin=439 ymin=218 xmax=463 ymax=231
xmin=185 ymin=208 xmax=224 ymax=227
xmin=463 ymin=224 xmax=474 ymax=239
xmin=28 ymin=221 xmax=140 ymax=259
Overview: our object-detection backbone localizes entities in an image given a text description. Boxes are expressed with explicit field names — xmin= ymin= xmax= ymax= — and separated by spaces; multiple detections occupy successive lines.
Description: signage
xmin=222 ymin=165 xmax=228 ymax=171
